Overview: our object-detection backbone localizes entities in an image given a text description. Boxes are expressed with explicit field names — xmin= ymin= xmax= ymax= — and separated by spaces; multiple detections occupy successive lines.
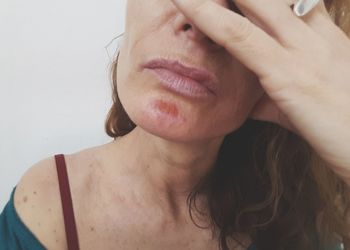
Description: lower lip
xmin=146 ymin=68 xmax=214 ymax=98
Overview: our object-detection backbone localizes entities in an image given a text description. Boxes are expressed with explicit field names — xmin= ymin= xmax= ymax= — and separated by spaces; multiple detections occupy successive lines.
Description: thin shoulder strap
xmin=55 ymin=154 xmax=80 ymax=250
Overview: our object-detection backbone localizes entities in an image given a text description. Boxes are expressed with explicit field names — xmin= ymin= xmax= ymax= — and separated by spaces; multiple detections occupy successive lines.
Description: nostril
xmin=183 ymin=23 xmax=192 ymax=31
xmin=182 ymin=22 xmax=219 ymax=48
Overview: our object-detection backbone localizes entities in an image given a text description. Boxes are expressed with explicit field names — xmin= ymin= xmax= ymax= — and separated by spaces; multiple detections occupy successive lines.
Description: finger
xmin=249 ymin=93 xmax=300 ymax=135
xmin=299 ymin=0 xmax=350 ymax=44
xmin=169 ymin=0 xmax=286 ymax=79
xmin=231 ymin=0 xmax=317 ymax=48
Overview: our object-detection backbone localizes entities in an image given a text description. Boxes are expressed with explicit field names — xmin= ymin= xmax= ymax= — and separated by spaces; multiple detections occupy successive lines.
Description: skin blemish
xmin=153 ymin=100 xmax=179 ymax=117
xmin=23 ymin=196 xmax=28 ymax=203
xmin=33 ymin=191 xmax=37 ymax=195
xmin=90 ymin=226 xmax=95 ymax=232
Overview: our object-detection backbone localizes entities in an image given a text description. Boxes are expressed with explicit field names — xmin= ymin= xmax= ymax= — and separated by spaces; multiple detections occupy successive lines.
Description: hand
xmin=169 ymin=0 xmax=350 ymax=184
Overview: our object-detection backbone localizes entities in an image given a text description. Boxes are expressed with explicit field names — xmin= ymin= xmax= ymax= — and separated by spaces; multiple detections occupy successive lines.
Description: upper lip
xmin=143 ymin=58 xmax=219 ymax=95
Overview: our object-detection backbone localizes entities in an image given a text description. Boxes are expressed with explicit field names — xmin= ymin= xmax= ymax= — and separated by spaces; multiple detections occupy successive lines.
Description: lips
xmin=143 ymin=58 xmax=218 ymax=97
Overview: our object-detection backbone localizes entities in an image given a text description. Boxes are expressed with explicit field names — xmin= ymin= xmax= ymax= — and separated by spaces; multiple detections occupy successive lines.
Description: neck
xmin=109 ymin=126 xmax=224 ymax=216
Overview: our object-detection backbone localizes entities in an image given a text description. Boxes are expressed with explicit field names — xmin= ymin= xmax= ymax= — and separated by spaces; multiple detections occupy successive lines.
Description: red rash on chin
xmin=154 ymin=100 xmax=179 ymax=117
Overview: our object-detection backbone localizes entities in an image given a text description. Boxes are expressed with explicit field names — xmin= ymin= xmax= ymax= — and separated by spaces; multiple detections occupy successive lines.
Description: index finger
xmin=169 ymin=0 xmax=286 ymax=79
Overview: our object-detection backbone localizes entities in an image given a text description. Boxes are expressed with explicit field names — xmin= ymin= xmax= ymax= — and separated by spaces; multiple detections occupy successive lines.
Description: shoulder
xmin=12 ymin=143 xmax=113 ymax=249
xmin=13 ymin=156 xmax=67 ymax=249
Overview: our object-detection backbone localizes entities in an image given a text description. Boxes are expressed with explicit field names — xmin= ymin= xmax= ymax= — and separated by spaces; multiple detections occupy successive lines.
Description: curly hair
xmin=105 ymin=1 xmax=350 ymax=249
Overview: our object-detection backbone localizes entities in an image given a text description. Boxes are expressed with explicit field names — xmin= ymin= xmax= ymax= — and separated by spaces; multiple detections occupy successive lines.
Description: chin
xmin=132 ymin=107 xmax=198 ymax=142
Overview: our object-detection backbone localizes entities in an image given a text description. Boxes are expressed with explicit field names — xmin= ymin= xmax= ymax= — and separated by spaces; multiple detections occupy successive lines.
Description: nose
xmin=174 ymin=15 xmax=222 ymax=50
xmin=173 ymin=0 xmax=231 ymax=50
xmin=175 ymin=13 xmax=207 ymax=41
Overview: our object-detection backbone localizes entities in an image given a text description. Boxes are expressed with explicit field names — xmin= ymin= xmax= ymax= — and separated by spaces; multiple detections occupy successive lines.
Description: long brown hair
xmin=105 ymin=1 xmax=350 ymax=249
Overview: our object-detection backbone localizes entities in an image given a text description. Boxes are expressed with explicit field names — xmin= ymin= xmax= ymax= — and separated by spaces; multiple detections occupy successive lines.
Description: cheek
xmin=212 ymin=82 xmax=264 ymax=133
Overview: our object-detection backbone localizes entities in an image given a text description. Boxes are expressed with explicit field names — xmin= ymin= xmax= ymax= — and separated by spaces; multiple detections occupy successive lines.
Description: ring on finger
xmin=293 ymin=0 xmax=321 ymax=17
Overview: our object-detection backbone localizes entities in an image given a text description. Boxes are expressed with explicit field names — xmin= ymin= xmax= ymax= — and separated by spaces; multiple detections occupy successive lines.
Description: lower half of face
xmin=116 ymin=0 xmax=264 ymax=143
xmin=117 ymin=50 xmax=264 ymax=143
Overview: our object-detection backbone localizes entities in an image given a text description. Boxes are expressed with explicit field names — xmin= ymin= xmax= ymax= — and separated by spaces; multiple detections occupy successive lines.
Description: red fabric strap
xmin=55 ymin=154 xmax=80 ymax=250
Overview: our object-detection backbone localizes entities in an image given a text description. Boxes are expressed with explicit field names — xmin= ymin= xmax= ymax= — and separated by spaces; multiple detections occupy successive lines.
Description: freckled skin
xmin=153 ymin=100 xmax=179 ymax=117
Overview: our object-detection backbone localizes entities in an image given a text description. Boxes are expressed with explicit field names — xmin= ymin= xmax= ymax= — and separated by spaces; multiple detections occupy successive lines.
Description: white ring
xmin=293 ymin=0 xmax=320 ymax=17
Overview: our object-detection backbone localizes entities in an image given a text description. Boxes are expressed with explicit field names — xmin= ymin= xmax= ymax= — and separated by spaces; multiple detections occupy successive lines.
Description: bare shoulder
xmin=13 ymin=143 xmax=114 ymax=249
xmin=13 ymin=156 xmax=67 ymax=249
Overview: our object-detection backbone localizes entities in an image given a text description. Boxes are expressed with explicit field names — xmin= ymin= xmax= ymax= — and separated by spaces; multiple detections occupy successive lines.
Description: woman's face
xmin=117 ymin=0 xmax=264 ymax=142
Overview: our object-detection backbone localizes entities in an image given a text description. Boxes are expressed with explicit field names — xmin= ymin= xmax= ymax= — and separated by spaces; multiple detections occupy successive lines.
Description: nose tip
xmin=181 ymin=21 xmax=205 ymax=40
xmin=173 ymin=0 xmax=230 ymax=50
xmin=181 ymin=21 xmax=222 ymax=50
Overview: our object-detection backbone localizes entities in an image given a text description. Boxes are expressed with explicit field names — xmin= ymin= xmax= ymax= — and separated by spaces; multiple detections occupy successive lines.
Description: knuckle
xmin=222 ymin=17 xmax=254 ymax=46
xmin=192 ymin=0 xmax=210 ymax=17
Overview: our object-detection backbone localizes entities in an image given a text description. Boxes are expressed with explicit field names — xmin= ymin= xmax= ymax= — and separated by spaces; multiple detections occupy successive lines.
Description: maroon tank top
xmin=55 ymin=154 xmax=80 ymax=250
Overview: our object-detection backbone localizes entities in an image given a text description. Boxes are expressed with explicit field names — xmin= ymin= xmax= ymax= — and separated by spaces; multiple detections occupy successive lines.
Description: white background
xmin=0 ymin=0 xmax=126 ymax=210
